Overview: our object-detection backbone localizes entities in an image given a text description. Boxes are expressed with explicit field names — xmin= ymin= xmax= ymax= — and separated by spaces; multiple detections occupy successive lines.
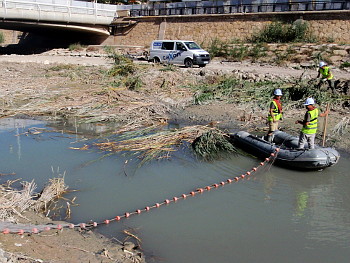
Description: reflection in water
xmin=294 ymin=191 xmax=309 ymax=217
xmin=16 ymin=127 xmax=21 ymax=160
xmin=1 ymin=118 xmax=350 ymax=263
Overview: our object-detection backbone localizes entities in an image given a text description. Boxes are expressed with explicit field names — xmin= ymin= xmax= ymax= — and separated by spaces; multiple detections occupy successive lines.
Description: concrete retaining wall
xmin=0 ymin=29 xmax=19 ymax=45
xmin=105 ymin=10 xmax=350 ymax=47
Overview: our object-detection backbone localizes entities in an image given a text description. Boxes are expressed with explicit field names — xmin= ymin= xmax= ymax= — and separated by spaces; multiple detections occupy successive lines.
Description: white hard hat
xmin=319 ymin=61 xmax=326 ymax=68
xmin=304 ymin=98 xmax=315 ymax=105
xmin=274 ymin=89 xmax=282 ymax=96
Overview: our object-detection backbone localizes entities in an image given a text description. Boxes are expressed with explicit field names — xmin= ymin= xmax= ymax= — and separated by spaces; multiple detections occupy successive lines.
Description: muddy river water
xmin=1 ymin=118 xmax=350 ymax=263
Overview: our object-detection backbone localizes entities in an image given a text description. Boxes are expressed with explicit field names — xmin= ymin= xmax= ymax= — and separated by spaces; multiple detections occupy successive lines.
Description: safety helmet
xmin=319 ymin=61 xmax=326 ymax=68
xmin=304 ymin=97 xmax=315 ymax=105
xmin=274 ymin=89 xmax=282 ymax=96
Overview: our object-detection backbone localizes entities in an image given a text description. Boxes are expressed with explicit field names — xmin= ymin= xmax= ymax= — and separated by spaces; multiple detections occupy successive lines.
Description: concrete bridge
xmin=0 ymin=0 xmax=122 ymax=46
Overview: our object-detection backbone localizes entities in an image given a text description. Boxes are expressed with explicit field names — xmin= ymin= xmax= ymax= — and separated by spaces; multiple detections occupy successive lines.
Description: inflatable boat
xmin=230 ymin=130 xmax=340 ymax=170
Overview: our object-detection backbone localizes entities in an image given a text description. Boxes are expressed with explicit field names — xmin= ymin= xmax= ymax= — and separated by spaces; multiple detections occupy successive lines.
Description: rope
xmin=1 ymin=150 xmax=280 ymax=235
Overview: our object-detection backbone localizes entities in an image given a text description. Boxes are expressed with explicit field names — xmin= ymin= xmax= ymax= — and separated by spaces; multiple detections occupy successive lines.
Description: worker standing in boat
xmin=266 ymin=89 xmax=283 ymax=143
xmin=295 ymin=98 xmax=329 ymax=149
xmin=317 ymin=61 xmax=336 ymax=93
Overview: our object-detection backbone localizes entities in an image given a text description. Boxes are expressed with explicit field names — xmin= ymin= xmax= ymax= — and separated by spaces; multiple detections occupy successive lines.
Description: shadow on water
xmin=1 ymin=117 xmax=350 ymax=263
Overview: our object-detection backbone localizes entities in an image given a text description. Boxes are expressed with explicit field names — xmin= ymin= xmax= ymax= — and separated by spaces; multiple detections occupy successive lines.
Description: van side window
xmin=176 ymin=42 xmax=187 ymax=51
xmin=161 ymin=42 xmax=174 ymax=50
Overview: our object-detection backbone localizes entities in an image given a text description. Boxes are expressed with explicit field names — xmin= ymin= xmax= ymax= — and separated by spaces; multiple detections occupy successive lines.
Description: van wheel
xmin=153 ymin=57 xmax=160 ymax=64
xmin=199 ymin=64 xmax=206 ymax=68
xmin=184 ymin=58 xmax=193 ymax=68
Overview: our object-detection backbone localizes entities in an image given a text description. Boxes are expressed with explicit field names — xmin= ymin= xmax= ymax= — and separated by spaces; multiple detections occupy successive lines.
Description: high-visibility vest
xmin=267 ymin=100 xmax=282 ymax=122
xmin=302 ymin=108 xmax=319 ymax=134
xmin=319 ymin=66 xmax=333 ymax=80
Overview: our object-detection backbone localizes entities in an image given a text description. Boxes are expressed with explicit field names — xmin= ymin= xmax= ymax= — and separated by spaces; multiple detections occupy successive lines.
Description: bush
xmin=125 ymin=76 xmax=143 ymax=91
xmin=68 ymin=43 xmax=85 ymax=51
xmin=250 ymin=20 xmax=315 ymax=43
xmin=104 ymin=46 xmax=137 ymax=76
xmin=227 ymin=44 xmax=249 ymax=61
xmin=248 ymin=43 xmax=268 ymax=62
xmin=340 ymin=61 xmax=350 ymax=69
xmin=206 ymin=38 xmax=229 ymax=58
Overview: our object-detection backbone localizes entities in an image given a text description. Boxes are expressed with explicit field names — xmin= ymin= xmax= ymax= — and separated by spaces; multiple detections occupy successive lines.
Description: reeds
xmin=93 ymin=125 xmax=236 ymax=164
xmin=0 ymin=177 xmax=68 ymax=223
xmin=0 ymin=181 xmax=37 ymax=222
xmin=332 ymin=117 xmax=349 ymax=136
xmin=35 ymin=176 xmax=68 ymax=212
xmin=192 ymin=130 xmax=237 ymax=161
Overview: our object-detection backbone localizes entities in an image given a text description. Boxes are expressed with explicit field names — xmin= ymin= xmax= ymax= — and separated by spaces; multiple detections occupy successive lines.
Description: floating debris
xmin=82 ymin=125 xmax=238 ymax=164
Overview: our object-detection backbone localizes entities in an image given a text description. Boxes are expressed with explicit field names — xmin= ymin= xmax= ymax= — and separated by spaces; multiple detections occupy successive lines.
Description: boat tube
xmin=230 ymin=130 xmax=340 ymax=170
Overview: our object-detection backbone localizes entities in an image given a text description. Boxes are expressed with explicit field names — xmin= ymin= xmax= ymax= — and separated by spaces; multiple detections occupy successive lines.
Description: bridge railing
xmin=0 ymin=0 xmax=117 ymax=23
xmin=0 ymin=0 xmax=117 ymax=25
xmin=129 ymin=0 xmax=350 ymax=17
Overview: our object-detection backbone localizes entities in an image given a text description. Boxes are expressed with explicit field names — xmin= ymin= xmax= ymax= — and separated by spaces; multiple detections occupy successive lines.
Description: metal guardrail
xmin=129 ymin=0 xmax=350 ymax=17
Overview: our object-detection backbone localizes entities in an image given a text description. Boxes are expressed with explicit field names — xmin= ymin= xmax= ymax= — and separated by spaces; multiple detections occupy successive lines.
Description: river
xmin=1 ymin=117 xmax=349 ymax=263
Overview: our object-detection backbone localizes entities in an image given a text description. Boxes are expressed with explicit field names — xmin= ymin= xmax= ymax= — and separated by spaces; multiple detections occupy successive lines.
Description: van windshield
xmin=184 ymin=42 xmax=201 ymax=50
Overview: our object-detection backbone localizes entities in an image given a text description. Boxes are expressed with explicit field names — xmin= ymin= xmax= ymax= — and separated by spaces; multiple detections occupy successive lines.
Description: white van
xmin=149 ymin=40 xmax=210 ymax=68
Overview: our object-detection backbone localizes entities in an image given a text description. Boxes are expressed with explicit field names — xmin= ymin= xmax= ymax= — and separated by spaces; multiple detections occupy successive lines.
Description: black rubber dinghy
xmin=230 ymin=130 xmax=340 ymax=170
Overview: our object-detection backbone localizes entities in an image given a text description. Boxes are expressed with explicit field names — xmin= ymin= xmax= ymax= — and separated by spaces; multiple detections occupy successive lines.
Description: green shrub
xmin=125 ymin=76 xmax=143 ymax=91
xmin=206 ymin=38 xmax=229 ymax=58
xmin=0 ymin=32 xmax=4 ymax=44
xmin=284 ymin=78 xmax=338 ymax=107
xmin=340 ymin=61 xmax=350 ymax=69
xmin=68 ymin=43 xmax=85 ymax=51
xmin=273 ymin=47 xmax=295 ymax=65
xmin=107 ymin=63 xmax=136 ymax=77
xmin=227 ymin=45 xmax=249 ymax=61
xmin=250 ymin=20 xmax=315 ymax=43
xmin=104 ymin=46 xmax=137 ymax=76
xmin=248 ymin=43 xmax=268 ymax=62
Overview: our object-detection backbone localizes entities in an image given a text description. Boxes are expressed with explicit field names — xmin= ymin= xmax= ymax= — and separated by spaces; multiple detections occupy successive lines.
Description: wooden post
xmin=322 ymin=103 xmax=330 ymax=147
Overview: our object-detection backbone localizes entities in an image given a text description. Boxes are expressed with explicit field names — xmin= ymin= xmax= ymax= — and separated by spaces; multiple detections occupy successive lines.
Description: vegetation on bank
xmin=0 ymin=176 xmax=68 ymax=223
xmin=68 ymin=43 xmax=86 ymax=51
xmin=191 ymin=75 xmax=346 ymax=109
xmin=104 ymin=46 xmax=143 ymax=90
xmin=204 ymin=19 xmax=344 ymax=65
xmin=8 ymin=41 xmax=347 ymax=164
xmin=62 ymin=50 xmax=347 ymax=163
xmin=57 ymin=43 xmax=347 ymax=162
xmin=249 ymin=19 xmax=316 ymax=44
xmin=0 ymin=32 xmax=4 ymax=44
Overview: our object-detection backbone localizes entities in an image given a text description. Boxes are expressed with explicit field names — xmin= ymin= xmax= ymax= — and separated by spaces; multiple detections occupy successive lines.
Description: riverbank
xmin=0 ymin=51 xmax=349 ymax=262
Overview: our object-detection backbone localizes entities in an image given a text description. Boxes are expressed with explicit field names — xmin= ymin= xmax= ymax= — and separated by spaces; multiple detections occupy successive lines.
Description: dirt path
xmin=2 ymin=53 xmax=350 ymax=79
xmin=0 ymin=54 xmax=111 ymax=66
